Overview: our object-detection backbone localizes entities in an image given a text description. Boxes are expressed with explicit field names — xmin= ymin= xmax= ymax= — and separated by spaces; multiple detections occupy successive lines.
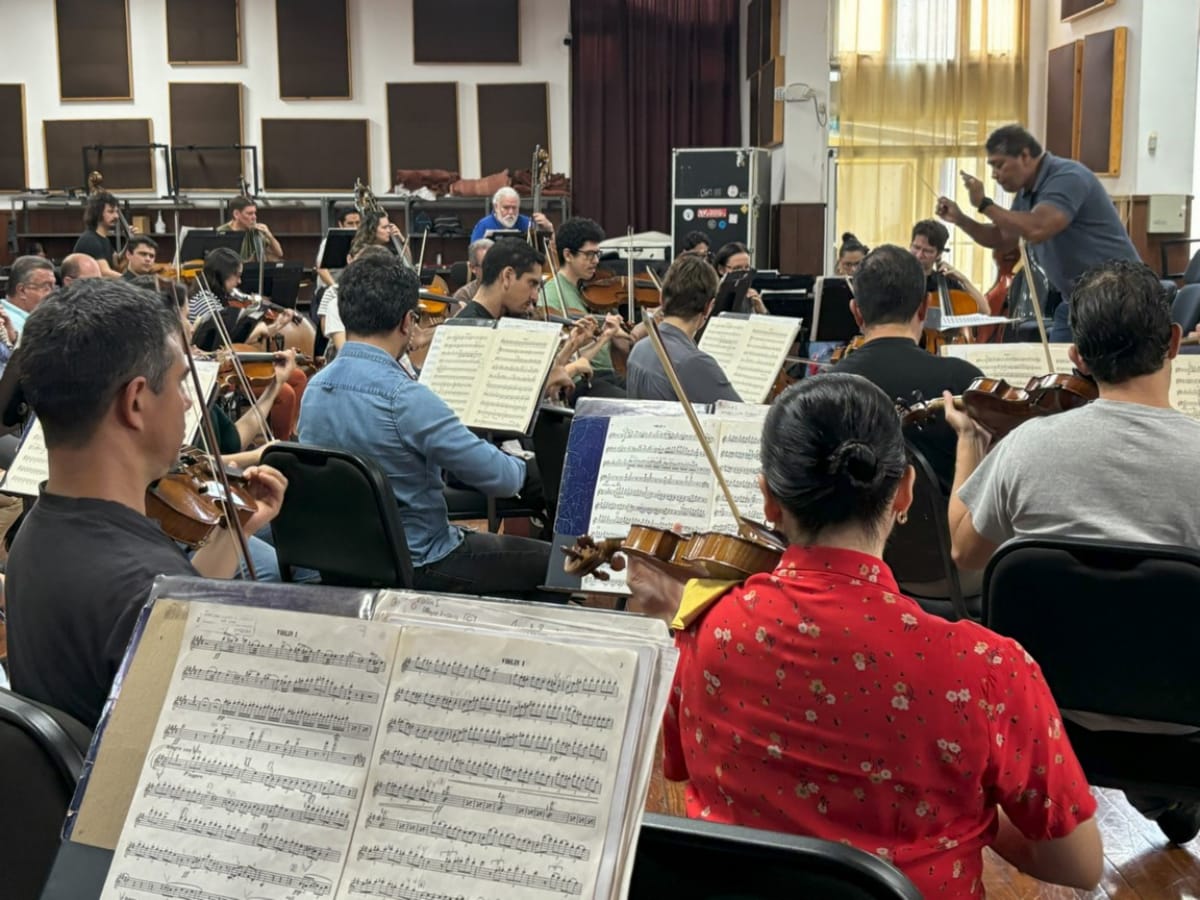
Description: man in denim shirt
xmin=299 ymin=253 xmax=556 ymax=601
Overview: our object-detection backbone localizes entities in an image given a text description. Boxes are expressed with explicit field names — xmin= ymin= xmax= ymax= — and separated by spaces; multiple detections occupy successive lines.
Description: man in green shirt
xmin=217 ymin=195 xmax=283 ymax=262
xmin=541 ymin=217 xmax=630 ymax=388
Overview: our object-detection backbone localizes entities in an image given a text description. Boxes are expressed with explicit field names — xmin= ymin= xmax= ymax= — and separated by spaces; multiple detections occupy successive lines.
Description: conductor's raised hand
xmin=936 ymin=196 xmax=963 ymax=225
xmin=959 ymin=170 xmax=986 ymax=209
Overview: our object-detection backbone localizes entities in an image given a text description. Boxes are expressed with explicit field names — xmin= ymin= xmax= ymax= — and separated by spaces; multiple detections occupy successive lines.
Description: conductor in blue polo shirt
xmin=936 ymin=124 xmax=1139 ymax=341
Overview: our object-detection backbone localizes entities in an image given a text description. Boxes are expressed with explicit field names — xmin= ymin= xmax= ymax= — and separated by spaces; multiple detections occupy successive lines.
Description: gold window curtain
xmin=832 ymin=0 xmax=1030 ymax=289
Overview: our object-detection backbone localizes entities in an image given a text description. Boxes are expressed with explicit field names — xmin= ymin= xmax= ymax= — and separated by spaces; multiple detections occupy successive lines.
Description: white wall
xmin=0 ymin=0 xmax=571 ymax=198
xmin=772 ymin=0 xmax=832 ymax=205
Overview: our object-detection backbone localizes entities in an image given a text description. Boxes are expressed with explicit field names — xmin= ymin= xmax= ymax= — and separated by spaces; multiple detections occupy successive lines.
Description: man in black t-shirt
xmin=833 ymin=244 xmax=983 ymax=493
xmin=72 ymin=190 xmax=123 ymax=279
xmin=5 ymin=279 xmax=288 ymax=729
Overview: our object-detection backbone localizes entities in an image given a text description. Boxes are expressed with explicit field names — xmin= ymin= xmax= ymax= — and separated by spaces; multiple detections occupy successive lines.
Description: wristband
xmin=976 ymin=197 xmax=995 ymax=214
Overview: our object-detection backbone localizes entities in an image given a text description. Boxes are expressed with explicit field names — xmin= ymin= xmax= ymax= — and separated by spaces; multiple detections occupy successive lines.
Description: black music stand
xmin=484 ymin=228 xmax=524 ymax=241
xmin=240 ymin=262 xmax=304 ymax=308
xmin=176 ymin=229 xmax=243 ymax=264
xmin=712 ymin=269 xmax=755 ymax=316
xmin=810 ymin=277 xmax=859 ymax=344
xmin=317 ymin=229 xmax=356 ymax=270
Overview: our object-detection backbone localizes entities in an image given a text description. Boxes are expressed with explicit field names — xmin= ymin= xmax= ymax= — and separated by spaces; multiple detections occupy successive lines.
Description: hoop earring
xmin=897 ymin=511 xmax=909 ymax=525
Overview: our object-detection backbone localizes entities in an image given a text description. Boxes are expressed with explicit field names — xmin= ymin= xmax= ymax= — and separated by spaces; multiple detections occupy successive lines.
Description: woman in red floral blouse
xmin=628 ymin=373 xmax=1101 ymax=898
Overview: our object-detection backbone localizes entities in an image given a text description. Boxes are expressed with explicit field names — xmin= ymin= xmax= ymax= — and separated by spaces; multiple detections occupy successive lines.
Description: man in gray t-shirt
xmin=937 ymin=124 xmax=1139 ymax=341
xmin=943 ymin=259 xmax=1200 ymax=842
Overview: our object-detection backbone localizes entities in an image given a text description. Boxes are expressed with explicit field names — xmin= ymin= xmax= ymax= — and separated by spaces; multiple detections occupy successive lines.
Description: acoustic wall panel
xmin=262 ymin=119 xmax=367 ymax=190
xmin=0 ymin=85 xmax=27 ymax=192
xmin=167 ymin=0 xmax=241 ymax=64
xmin=170 ymin=83 xmax=244 ymax=190
xmin=276 ymin=0 xmax=350 ymax=99
xmin=44 ymin=119 xmax=153 ymax=191
xmin=414 ymin=0 xmax=519 ymax=63
xmin=1078 ymin=27 xmax=1127 ymax=176
xmin=1045 ymin=41 xmax=1082 ymax=159
xmin=387 ymin=83 xmax=460 ymax=175
xmin=55 ymin=0 xmax=131 ymax=100
xmin=477 ymin=84 xmax=549 ymax=175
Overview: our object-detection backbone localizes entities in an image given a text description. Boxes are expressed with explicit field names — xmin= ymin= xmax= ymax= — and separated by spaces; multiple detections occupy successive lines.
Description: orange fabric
xmin=265 ymin=369 xmax=308 ymax=441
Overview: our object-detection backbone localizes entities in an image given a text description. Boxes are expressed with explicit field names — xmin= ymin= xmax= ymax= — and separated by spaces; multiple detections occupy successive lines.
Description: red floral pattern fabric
xmin=663 ymin=545 xmax=1096 ymax=897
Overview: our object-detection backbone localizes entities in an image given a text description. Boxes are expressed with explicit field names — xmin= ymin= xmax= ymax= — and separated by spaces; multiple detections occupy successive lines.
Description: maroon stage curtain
xmin=571 ymin=0 xmax=741 ymax=238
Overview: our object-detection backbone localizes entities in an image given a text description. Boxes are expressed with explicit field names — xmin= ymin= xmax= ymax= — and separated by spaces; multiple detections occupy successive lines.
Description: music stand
xmin=240 ymin=262 xmax=304 ymax=308
xmin=175 ymin=228 xmax=244 ymax=265
xmin=712 ymin=269 xmax=755 ymax=316
xmin=317 ymin=229 xmax=356 ymax=270
xmin=484 ymin=228 xmax=524 ymax=241
xmin=810 ymin=277 xmax=859 ymax=343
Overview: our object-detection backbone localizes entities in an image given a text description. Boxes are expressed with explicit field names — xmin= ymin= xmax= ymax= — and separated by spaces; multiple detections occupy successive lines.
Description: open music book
xmin=696 ymin=313 xmax=802 ymax=403
xmin=419 ymin=318 xmax=562 ymax=434
xmin=75 ymin=580 xmax=676 ymax=900
xmin=0 ymin=359 xmax=220 ymax=497
xmin=550 ymin=398 xmax=768 ymax=594
xmin=941 ymin=343 xmax=1200 ymax=423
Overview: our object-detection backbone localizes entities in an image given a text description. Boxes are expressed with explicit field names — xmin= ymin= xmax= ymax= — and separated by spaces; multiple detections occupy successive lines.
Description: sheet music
xmin=711 ymin=418 xmax=767 ymax=533
xmin=419 ymin=325 xmax=495 ymax=421
xmin=341 ymin=625 xmax=639 ymax=900
xmin=698 ymin=314 xmax=801 ymax=403
xmin=1169 ymin=355 xmax=1200 ymax=421
xmin=471 ymin=322 xmax=560 ymax=432
xmin=940 ymin=343 xmax=1075 ymax=384
xmin=583 ymin=415 xmax=717 ymax=592
xmin=938 ymin=313 xmax=1018 ymax=330
xmin=100 ymin=602 xmax=397 ymax=900
xmin=2 ymin=359 xmax=220 ymax=498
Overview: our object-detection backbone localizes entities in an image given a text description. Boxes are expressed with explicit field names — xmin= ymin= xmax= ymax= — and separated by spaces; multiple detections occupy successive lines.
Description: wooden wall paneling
xmin=746 ymin=0 xmax=762 ymax=78
xmin=44 ymin=119 xmax=154 ymax=191
xmin=749 ymin=70 xmax=762 ymax=147
xmin=775 ymin=202 xmax=826 ymax=274
xmin=387 ymin=83 xmax=460 ymax=176
xmin=55 ymin=0 xmax=131 ymax=100
xmin=760 ymin=56 xmax=784 ymax=149
xmin=261 ymin=119 xmax=367 ymax=191
xmin=762 ymin=0 xmax=780 ymax=66
xmin=1045 ymin=41 xmax=1082 ymax=159
xmin=413 ymin=0 xmax=519 ymax=64
xmin=477 ymin=84 xmax=549 ymax=175
xmin=0 ymin=85 xmax=27 ymax=192
xmin=1078 ymin=26 xmax=1127 ymax=176
xmin=1128 ymin=194 xmax=1193 ymax=275
xmin=1061 ymin=0 xmax=1116 ymax=22
xmin=170 ymin=83 xmax=244 ymax=191
xmin=166 ymin=0 xmax=241 ymax=64
xmin=276 ymin=0 xmax=350 ymax=99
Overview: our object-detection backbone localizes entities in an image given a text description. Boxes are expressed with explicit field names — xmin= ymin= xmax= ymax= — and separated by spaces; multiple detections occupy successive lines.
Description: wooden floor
xmin=645 ymin=751 xmax=1200 ymax=898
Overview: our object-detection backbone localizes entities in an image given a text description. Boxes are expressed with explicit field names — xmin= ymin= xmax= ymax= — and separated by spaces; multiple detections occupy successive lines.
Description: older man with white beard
xmin=470 ymin=186 xmax=553 ymax=242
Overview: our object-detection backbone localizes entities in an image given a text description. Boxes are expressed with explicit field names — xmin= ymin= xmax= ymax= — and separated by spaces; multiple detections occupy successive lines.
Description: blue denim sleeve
xmin=401 ymin=386 xmax=526 ymax=497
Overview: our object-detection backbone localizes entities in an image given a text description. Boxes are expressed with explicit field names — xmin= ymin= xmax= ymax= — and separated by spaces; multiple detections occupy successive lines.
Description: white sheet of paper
xmin=940 ymin=343 xmax=1075 ymax=384
xmin=698 ymin=314 xmax=801 ymax=403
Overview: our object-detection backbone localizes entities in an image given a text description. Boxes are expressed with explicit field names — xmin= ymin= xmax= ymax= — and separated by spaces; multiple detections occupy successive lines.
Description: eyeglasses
xmin=572 ymin=250 xmax=602 ymax=261
xmin=24 ymin=279 xmax=56 ymax=292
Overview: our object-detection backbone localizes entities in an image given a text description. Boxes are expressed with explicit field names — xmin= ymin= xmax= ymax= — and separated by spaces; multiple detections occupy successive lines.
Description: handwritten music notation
xmin=189 ymin=633 xmax=387 ymax=672
xmin=124 ymin=843 xmax=335 ymax=895
xmin=181 ymin=665 xmax=380 ymax=703
xmin=172 ymin=694 xmax=374 ymax=739
xmin=399 ymin=656 xmax=620 ymax=697
xmin=376 ymin=748 xmax=604 ymax=796
xmin=151 ymin=749 xmax=361 ymax=799
xmin=134 ymin=808 xmax=342 ymax=862
xmin=370 ymin=780 xmax=598 ymax=828
xmin=390 ymin=688 xmax=615 ymax=729
xmin=354 ymin=848 xmax=584 ymax=896
xmin=363 ymin=811 xmax=591 ymax=860
xmin=385 ymin=717 xmax=609 ymax=761
xmin=143 ymin=782 xmax=351 ymax=830
xmin=162 ymin=724 xmax=367 ymax=767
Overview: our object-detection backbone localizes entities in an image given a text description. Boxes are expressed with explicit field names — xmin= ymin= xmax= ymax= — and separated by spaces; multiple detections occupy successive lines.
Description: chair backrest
xmin=0 ymin=689 xmax=91 ymax=900
xmin=631 ymin=814 xmax=923 ymax=899
xmin=1184 ymin=249 xmax=1200 ymax=285
xmin=882 ymin=442 xmax=967 ymax=619
xmin=448 ymin=260 xmax=470 ymax=291
xmin=983 ymin=537 xmax=1200 ymax=727
xmin=1170 ymin=283 xmax=1200 ymax=333
xmin=262 ymin=442 xmax=414 ymax=588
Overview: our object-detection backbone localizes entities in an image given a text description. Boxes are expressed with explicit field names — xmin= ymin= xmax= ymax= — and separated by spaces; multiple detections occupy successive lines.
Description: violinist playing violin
xmin=833 ymin=245 xmax=983 ymax=493
xmin=624 ymin=373 xmax=1102 ymax=898
xmin=945 ymin=259 xmax=1200 ymax=846
xmin=3 ymin=278 xmax=287 ymax=730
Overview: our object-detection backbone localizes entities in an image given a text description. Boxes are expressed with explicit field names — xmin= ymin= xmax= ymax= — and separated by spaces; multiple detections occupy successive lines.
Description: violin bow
xmin=625 ymin=227 xmax=636 ymax=323
xmin=642 ymin=312 xmax=750 ymax=537
xmin=544 ymin=234 xmax=570 ymax=319
xmin=1018 ymin=240 xmax=1055 ymax=372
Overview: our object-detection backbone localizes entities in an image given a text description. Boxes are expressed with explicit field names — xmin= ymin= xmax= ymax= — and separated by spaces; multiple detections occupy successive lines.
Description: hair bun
xmin=841 ymin=232 xmax=858 ymax=243
xmin=826 ymin=440 xmax=880 ymax=488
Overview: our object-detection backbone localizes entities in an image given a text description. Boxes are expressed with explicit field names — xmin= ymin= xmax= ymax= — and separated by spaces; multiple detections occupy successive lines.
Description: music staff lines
xmin=143 ymin=782 xmax=350 ymax=830
xmin=172 ymin=695 xmax=373 ymax=740
xmin=354 ymin=847 xmax=584 ymax=896
xmin=347 ymin=878 xmax=474 ymax=900
xmin=363 ymin=810 xmax=590 ymax=860
xmin=391 ymin=688 xmax=614 ymax=729
xmin=400 ymin=656 xmax=620 ymax=697
xmin=135 ymin=809 xmax=342 ymax=862
xmin=386 ymin=717 xmax=608 ymax=761
xmin=124 ymin=843 xmax=333 ymax=896
xmin=371 ymin=780 xmax=598 ymax=827
xmin=190 ymin=633 xmax=387 ymax=672
xmin=152 ymin=750 xmax=360 ymax=799
xmin=377 ymin=749 xmax=602 ymax=796
xmin=114 ymin=874 xmax=239 ymax=900
xmin=163 ymin=724 xmax=367 ymax=767
xmin=181 ymin=665 xmax=380 ymax=703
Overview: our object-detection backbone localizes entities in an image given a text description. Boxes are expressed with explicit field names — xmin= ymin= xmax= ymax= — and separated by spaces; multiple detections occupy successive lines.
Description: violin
xmin=145 ymin=449 xmax=258 ymax=549
xmin=563 ymin=521 xmax=784 ymax=583
xmin=899 ymin=372 xmax=1098 ymax=440
xmin=830 ymin=335 xmax=866 ymax=363
xmin=217 ymin=347 xmax=321 ymax=393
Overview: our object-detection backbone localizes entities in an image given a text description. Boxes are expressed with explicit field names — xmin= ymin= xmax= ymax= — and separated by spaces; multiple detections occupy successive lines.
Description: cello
xmin=977 ymin=247 xmax=1018 ymax=343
